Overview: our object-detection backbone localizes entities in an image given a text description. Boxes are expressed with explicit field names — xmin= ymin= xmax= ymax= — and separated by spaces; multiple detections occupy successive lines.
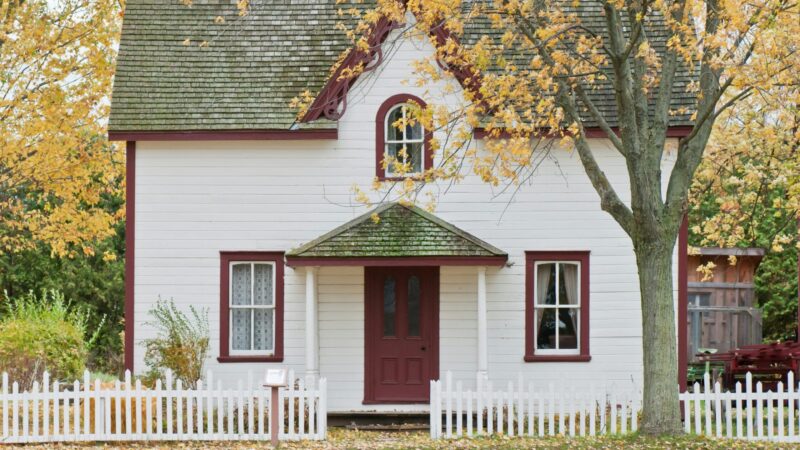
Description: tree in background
xmin=305 ymin=0 xmax=800 ymax=434
xmin=690 ymin=87 xmax=800 ymax=342
xmin=1 ymin=0 xmax=123 ymax=258
xmin=1 ymin=0 xmax=125 ymax=373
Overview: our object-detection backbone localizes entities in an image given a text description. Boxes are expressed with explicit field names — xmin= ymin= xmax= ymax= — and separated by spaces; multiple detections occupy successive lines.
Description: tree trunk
xmin=635 ymin=237 xmax=683 ymax=435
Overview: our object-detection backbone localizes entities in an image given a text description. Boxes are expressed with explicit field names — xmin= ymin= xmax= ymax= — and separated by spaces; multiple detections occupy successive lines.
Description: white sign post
xmin=264 ymin=368 xmax=288 ymax=446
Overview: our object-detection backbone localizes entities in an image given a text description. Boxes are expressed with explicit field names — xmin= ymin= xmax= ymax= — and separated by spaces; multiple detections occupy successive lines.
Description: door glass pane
xmin=408 ymin=275 xmax=421 ymax=337
xmin=253 ymin=263 xmax=273 ymax=305
xmin=231 ymin=264 xmax=252 ymax=305
xmin=383 ymin=276 xmax=396 ymax=337
xmin=231 ymin=309 xmax=251 ymax=350
xmin=536 ymin=308 xmax=556 ymax=349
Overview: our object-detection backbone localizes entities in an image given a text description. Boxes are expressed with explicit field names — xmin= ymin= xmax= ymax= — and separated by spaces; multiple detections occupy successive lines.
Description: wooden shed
xmin=687 ymin=248 xmax=765 ymax=362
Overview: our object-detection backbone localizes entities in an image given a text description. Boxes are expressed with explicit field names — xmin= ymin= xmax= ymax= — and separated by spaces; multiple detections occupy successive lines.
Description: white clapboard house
xmin=108 ymin=0 xmax=694 ymax=413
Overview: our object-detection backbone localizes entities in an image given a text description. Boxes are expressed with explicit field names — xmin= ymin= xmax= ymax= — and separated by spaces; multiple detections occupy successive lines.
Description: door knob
xmin=421 ymin=346 xmax=427 ymax=351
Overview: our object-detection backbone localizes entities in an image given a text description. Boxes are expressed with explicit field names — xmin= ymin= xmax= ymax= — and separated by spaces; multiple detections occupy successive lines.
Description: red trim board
xmin=124 ymin=141 xmax=136 ymax=372
xmin=524 ymin=251 xmax=592 ymax=363
xmin=109 ymin=129 xmax=337 ymax=142
xmin=218 ymin=251 xmax=285 ymax=363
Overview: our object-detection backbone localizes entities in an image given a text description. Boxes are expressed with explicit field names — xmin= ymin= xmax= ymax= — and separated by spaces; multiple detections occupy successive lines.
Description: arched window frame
xmin=375 ymin=94 xmax=433 ymax=180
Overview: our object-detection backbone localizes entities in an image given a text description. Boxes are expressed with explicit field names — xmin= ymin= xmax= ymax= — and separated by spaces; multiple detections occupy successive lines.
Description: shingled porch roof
xmin=285 ymin=203 xmax=508 ymax=267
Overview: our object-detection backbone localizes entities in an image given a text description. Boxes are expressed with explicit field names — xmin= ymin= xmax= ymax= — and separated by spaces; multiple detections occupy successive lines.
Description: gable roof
xmin=109 ymin=0 xmax=696 ymax=135
xmin=285 ymin=203 xmax=508 ymax=263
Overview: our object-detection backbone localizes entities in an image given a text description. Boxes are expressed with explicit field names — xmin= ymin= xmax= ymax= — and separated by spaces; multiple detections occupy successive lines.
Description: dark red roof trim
xmin=301 ymin=16 xmax=403 ymax=122
xmin=300 ymin=12 xmax=484 ymax=123
xmin=285 ymin=255 xmax=508 ymax=267
xmin=108 ymin=129 xmax=337 ymax=142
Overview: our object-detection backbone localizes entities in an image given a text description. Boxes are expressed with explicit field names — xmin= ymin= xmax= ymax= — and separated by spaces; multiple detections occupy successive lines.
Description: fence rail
xmin=430 ymin=371 xmax=640 ymax=439
xmin=0 ymin=369 xmax=326 ymax=444
xmin=680 ymin=371 xmax=800 ymax=442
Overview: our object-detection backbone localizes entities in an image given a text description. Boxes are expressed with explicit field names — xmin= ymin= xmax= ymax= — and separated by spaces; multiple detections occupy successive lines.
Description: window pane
xmin=385 ymin=143 xmax=404 ymax=174
xmin=558 ymin=309 xmax=578 ymax=349
xmin=536 ymin=263 xmax=556 ymax=305
xmin=254 ymin=263 xmax=273 ymax=306
xmin=408 ymin=142 xmax=423 ymax=173
xmin=386 ymin=106 xmax=404 ymax=141
xmin=559 ymin=263 xmax=579 ymax=305
xmin=231 ymin=309 xmax=252 ymax=350
xmin=408 ymin=275 xmax=421 ymax=337
xmin=407 ymin=121 xmax=423 ymax=141
xmin=383 ymin=276 xmax=396 ymax=337
xmin=536 ymin=308 xmax=556 ymax=349
xmin=231 ymin=264 xmax=252 ymax=305
xmin=254 ymin=309 xmax=274 ymax=351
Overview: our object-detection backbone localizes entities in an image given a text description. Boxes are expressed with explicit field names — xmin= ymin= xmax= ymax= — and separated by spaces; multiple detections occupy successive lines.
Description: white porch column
xmin=477 ymin=266 xmax=488 ymax=379
xmin=305 ymin=267 xmax=319 ymax=384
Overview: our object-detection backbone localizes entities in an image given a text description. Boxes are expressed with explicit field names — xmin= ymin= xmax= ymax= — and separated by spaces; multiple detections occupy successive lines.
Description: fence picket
xmin=778 ymin=382 xmax=785 ymax=439
xmin=789 ymin=372 xmax=795 ymax=439
xmin=756 ymin=382 xmax=764 ymax=438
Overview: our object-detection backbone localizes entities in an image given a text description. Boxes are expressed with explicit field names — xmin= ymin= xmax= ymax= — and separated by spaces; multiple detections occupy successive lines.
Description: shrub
xmin=0 ymin=290 xmax=95 ymax=389
xmin=143 ymin=298 xmax=209 ymax=388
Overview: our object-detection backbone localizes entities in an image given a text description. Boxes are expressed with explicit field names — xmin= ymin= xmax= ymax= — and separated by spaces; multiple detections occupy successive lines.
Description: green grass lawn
xmin=12 ymin=428 xmax=800 ymax=449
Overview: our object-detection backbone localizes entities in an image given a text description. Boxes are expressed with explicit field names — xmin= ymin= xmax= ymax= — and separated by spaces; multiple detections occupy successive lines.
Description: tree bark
xmin=634 ymin=235 xmax=682 ymax=435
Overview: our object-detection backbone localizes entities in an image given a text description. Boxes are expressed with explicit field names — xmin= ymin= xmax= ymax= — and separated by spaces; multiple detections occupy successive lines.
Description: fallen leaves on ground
xmin=9 ymin=428 xmax=799 ymax=449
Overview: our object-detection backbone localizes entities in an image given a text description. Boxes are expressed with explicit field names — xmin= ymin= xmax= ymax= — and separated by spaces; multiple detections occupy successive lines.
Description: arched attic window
xmin=375 ymin=94 xmax=433 ymax=180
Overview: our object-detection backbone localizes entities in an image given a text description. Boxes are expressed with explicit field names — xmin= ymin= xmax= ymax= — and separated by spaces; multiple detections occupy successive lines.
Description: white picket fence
xmin=681 ymin=371 xmax=800 ymax=442
xmin=430 ymin=371 xmax=640 ymax=439
xmin=0 ymin=369 xmax=327 ymax=444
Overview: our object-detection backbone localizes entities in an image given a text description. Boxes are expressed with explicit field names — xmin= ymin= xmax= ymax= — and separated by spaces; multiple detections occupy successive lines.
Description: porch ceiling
xmin=285 ymin=203 xmax=508 ymax=267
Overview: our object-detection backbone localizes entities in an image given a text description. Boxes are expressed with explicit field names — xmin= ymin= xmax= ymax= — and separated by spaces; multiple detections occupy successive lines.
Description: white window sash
xmin=533 ymin=261 xmax=581 ymax=355
xmin=384 ymin=103 xmax=425 ymax=176
xmin=229 ymin=261 xmax=276 ymax=356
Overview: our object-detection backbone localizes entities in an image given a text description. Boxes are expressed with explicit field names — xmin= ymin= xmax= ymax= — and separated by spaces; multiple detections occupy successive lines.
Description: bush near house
xmin=0 ymin=290 xmax=98 ymax=390
xmin=143 ymin=298 xmax=209 ymax=388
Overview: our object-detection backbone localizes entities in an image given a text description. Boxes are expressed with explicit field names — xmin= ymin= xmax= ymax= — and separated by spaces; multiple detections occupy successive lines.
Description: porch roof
xmin=285 ymin=203 xmax=508 ymax=267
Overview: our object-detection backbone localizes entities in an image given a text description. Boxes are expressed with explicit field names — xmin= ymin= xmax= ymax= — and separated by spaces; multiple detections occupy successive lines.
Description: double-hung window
xmin=525 ymin=251 xmax=591 ymax=362
xmin=219 ymin=252 xmax=284 ymax=362
xmin=375 ymin=94 xmax=432 ymax=180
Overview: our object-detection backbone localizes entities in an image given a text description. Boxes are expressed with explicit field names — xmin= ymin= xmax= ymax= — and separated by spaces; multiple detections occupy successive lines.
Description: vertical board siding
xmin=0 ymin=370 xmax=326 ymax=444
xmin=133 ymin=27 xmax=681 ymax=412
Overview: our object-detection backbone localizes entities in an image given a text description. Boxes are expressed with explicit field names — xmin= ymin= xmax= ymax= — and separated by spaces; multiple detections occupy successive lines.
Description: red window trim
xmin=525 ymin=251 xmax=591 ymax=362
xmin=218 ymin=251 xmax=284 ymax=363
xmin=375 ymin=94 xmax=434 ymax=181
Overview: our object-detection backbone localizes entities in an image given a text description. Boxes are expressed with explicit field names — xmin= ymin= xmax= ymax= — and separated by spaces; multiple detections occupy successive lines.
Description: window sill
xmin=377 ymin=175 xmax=425 ymax=182
xmin=217 ymin=355 xmax=283 ymax=363
xmin=524 ymin=354 xmax=591 ymax=363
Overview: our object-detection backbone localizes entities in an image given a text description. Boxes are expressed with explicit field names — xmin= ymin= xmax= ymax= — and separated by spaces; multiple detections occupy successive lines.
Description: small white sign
xmin=264 ymin=368 xmax=288 ymax=387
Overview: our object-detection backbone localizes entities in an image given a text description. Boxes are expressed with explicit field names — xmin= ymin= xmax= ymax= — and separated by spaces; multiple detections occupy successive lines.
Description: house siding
xmin=131 ymin=26 xmax=681 ymax=412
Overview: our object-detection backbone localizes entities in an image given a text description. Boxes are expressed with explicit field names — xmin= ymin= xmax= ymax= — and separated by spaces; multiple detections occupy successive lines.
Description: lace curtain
xmin=231 ymin=263 xmax=274 ymax=352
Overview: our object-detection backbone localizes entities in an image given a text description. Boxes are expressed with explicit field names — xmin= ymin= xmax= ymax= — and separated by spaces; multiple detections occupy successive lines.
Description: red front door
xmin=364 ymin=267 xmax=439 ymax=403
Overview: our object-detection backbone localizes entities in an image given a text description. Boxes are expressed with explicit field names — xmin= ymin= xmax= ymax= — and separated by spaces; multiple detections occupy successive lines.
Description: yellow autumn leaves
xmin=0 ymin=0 xmax=123 ymax=257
